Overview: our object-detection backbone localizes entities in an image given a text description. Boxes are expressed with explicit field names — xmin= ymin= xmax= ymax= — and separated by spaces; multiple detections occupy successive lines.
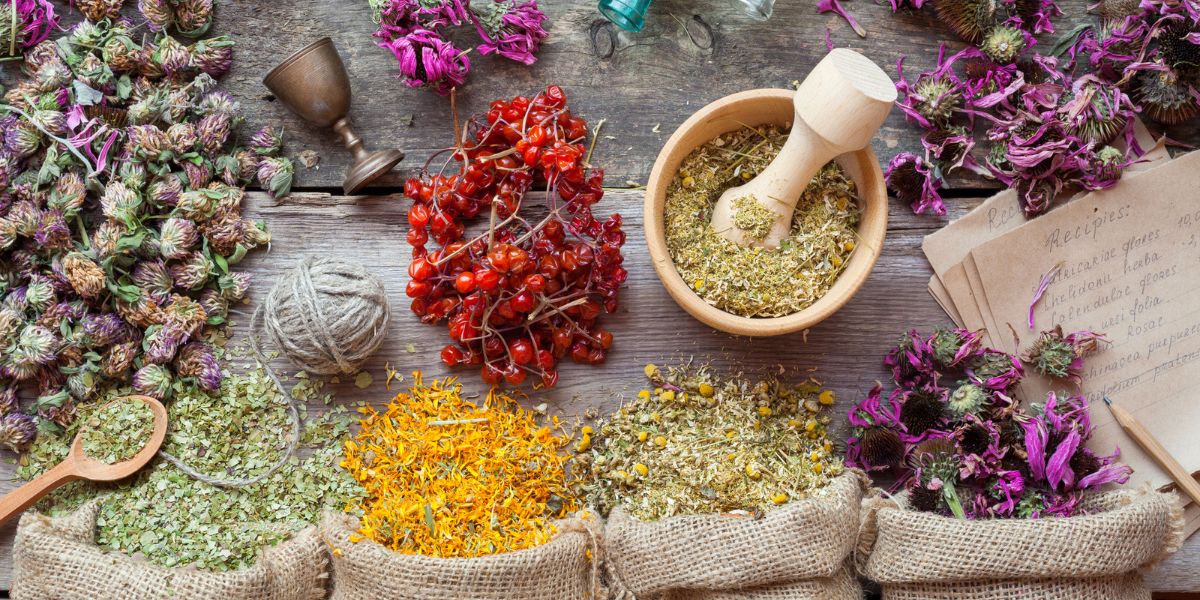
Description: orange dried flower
xmin=342 ymin=373 xmax=578 ymax=558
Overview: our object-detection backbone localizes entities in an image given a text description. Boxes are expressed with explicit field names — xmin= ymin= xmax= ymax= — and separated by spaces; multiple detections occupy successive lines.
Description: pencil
xmin=1103 ymin=395 xmax=1200 ymax=506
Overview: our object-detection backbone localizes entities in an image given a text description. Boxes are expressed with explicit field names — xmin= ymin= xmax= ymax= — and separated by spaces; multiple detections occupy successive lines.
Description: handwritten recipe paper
xmin=969 ymin=151 xmax=1200 ymax=496
xmin=921 ymin=121 xmax=1170 ymax=344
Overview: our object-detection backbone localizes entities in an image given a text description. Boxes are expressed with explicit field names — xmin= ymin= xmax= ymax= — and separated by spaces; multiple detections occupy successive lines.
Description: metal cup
xmin=264 ymin=37 xmax=405 ymax=195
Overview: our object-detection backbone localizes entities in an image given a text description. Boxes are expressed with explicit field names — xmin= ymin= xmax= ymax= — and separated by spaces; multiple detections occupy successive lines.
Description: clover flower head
xmin=196 ymin=111 xmax=232 ymax=156
xmin=174 ymin=0 xmax=214 ymax=34
xmin=0 ymin=385 xmax=18 ymax=416
xmin=219 ymin=271 xmax=251 ymax=302
xmin=158 ymin=217 xmax=198 ymax=259
xmin=256 ymin=156 xmax=294 ymax=199
xmin=168 ymin=251 xmax=212 ymax=290
xmin=0 ymin=413 xmax=37 ymax=451
xmin=249 ymin=125 xmax=283 ymax=156
xmin=132 ymin=260 xmax=175 ymax=305
xmin=190 ymin=35 xmax=234 ymax=77
xmin=175 ymin=340 xmax=221 ymax=391
xmin=81 ymin=312 xmax=131 ymax=347
xmin=133 ymin=363 xmax=174 ymax=400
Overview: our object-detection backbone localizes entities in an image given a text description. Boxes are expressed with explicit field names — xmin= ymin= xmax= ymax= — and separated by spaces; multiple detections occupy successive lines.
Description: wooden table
xmin=2 ymin=0 xmax=1199 ymax=594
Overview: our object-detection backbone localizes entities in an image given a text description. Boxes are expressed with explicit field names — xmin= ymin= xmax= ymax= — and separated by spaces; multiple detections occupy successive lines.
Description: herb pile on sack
xmin=322 ymin=373 xmax=598 ymax=600
xmin=0 ymin=2 xmax=363 ymax=597
xmin=846 ymin=327 xmax=1127 ymax=516
xmin=852 ymin=328 xmax=1185 ymax=600
xmin=576 ymin=363 xmax=868 ymax=600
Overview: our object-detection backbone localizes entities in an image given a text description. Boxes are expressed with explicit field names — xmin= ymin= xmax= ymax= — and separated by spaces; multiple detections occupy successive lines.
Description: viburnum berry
xmin=403 ymin=85 xmax=627 ymax=387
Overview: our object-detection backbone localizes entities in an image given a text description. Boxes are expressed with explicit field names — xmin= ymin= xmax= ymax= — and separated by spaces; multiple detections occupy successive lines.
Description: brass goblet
xmin=264 ymin=38 xmax=405 ymax=195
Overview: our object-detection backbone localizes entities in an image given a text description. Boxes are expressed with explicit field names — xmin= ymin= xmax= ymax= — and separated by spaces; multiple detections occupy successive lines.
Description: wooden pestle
xmin=711 ymin=49 xmax=897 ymax=248
xmin=0 ymin=395 xmax=167 ymax=526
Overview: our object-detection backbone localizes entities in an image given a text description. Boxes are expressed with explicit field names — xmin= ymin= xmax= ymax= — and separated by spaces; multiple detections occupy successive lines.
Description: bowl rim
xmin=642 ymin=88 xmax=889 ymax=337
xmin=263 ymin=37 xmax=334 ymax=88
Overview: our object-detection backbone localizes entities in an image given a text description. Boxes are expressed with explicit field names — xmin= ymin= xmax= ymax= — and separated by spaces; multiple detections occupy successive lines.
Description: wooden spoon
xmin=710 ymin=48 xmax=896 ymax=248
xmin=0 ymin=395 xmax=168 ymax=526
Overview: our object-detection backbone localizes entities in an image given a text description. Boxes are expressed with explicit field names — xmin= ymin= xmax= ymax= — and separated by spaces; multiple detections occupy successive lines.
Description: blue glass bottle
xmin=598 ymin=0 xmax=652 ymax=32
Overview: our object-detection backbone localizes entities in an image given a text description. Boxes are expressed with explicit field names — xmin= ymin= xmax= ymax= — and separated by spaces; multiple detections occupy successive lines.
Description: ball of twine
xmin=260 ymin=256 xmax=391 ymax=376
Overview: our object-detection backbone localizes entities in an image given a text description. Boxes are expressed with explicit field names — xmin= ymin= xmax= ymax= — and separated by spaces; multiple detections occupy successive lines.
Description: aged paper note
xmin=969 ymin=151 xmax=1200 ymax=492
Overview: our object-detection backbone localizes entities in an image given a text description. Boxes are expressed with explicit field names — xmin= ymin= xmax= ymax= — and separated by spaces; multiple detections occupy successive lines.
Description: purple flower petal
xmin=816 ymin=0 xmax=866 ymax=37
xmin=1028 ymin=262 xmax=1061 ymax=329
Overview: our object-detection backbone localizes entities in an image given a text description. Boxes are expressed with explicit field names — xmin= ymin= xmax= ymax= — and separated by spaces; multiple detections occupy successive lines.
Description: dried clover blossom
xmin=0 ymin=16 xmax=288 ymax=437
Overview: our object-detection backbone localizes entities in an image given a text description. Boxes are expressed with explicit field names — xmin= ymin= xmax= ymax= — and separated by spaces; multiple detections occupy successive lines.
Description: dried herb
xmin=0 ymin=13 xmax=292 ymax=441
xmin=578 ymin=363 xmax=843 ymax=520
xmin=371 ymin=0 xmax=548 ymax=94
xmin=730 ymin=195 xmax=776 ymax=242
xmin=342 ymin=373 xmax=578 ymax=557
xmin=664 ymin=126 xmax=860 ymax=318
xmin=846 ymin=328 xmax=1130 ymax=519
xmin=18 ymin=353 xmax=363 ymax=571
xmin=79 ymin=398 xmax=153 ymax=464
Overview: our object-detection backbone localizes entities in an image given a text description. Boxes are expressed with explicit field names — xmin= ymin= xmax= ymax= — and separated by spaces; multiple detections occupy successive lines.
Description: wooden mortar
xmin=643 ymin=88 xmax=889 ymax=337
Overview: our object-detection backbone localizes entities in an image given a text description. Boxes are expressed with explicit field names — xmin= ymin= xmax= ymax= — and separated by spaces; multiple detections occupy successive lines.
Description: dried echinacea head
xmin=948 ymin=383 xmax=988 ymax=417
xmin=1063 ymin=81 xmax=1129 ymax=144
xmin=1098 ymin=0 xmax=1141 ymax=23
xmin=981 ymin=26 xmax=1026 ymax=64
xmin=907 ymin=481 xmax=944 ymax=512
xmin=859 ymin=425 xmax=904 ymax=469
xmin=934 ymin=0 xmax=999 ymax=43
xmin=898 ymin=390 xmax=946 ymax=436
xmin=1136 ymin=68 xmax=1200 ymax=124
xmin=913 ymin=75 xmax=963 ymax=126
xmin=1157 ymin=21 xmax=1200 ymax=71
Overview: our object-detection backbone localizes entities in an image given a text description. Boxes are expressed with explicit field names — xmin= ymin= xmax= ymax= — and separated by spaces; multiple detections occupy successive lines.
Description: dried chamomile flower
xmin=580 ymin=363 xmax=843 ymax=520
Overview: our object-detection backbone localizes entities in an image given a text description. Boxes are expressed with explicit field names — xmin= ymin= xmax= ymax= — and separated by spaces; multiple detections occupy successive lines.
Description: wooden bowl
xmin=643 ymin=88 xmax=888 ymax=337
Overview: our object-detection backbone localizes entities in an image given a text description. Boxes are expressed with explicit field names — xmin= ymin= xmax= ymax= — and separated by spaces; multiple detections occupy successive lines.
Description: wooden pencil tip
xmin=1102 ymin=395 xmax=1113 ymax=406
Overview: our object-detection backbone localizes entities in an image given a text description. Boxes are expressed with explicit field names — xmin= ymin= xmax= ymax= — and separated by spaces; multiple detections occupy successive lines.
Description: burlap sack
xmin=857 ymin=486 xmax=1185 ymax=600
xmin=321 ymin=511 xmax=600 ymax=600
xmin=603 ymin=470 xmax=868 ymax=599
xmin=10 ymin=499 xmax=328 ymax=600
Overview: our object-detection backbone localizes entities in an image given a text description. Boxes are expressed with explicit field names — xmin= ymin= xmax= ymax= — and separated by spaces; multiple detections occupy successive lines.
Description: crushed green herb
xmin=664 ymin=126 xmax=861 ymax=317
xmin=730 ymin=194 xmax=778 ymax=242
xmin=79 ymin=399 xmax=154 ymax=465
xmin=578 ymin=362 xmax=844 ymax=520
xmin=18 ymin=351 xmax=364 ymax=571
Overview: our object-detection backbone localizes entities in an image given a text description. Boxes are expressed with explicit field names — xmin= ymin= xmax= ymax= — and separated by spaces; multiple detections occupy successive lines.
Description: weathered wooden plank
xmin=216 ymin=0 xmax=1200 ymax=194
xmin=0 ymin=190 xmax=1195 ymax=592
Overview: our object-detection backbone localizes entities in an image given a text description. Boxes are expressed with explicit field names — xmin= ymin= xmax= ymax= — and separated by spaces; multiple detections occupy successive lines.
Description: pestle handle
xmin=793 ymin=49 xmax=897 ymax=156
xmin=710 ymin=49 xmax=895 ymax=248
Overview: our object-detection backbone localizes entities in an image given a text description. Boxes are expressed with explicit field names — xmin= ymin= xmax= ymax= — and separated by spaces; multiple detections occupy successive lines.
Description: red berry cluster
xmin=403 ymin=85 xmax=627 ymax=387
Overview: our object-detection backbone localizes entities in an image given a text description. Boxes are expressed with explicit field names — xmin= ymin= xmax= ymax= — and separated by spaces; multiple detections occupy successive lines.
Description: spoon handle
xmin=0 ymin=460 xmax=80 ymax=526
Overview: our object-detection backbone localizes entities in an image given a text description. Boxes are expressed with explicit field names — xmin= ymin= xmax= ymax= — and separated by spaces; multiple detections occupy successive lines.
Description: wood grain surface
xmin=218 ymin=0 xmax=1200 ymax=192
xmin=1 ymin=0 xmax=1199 ymax=594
